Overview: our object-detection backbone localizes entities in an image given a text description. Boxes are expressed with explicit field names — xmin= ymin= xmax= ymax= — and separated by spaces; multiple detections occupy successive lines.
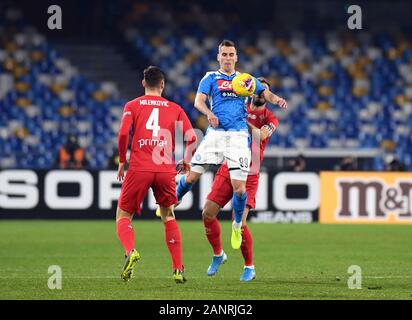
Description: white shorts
xmin=191 ymin=129 xmax=251 ymax=181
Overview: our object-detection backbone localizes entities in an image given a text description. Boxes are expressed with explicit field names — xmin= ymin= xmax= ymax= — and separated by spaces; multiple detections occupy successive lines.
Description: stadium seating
xmin=1 ymin=2 xmax=412 ymax=170
xmin=0 ymin=8 xmax=125 ymax=169
xmin=122 ymin=1 xmax=412 ymax=170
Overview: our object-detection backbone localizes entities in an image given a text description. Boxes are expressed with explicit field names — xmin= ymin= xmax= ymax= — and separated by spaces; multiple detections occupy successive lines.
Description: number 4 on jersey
xmin=146 ymin=108 xmax=160 ymax=137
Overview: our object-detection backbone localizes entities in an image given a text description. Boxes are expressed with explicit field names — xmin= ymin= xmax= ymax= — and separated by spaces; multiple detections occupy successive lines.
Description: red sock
xmin=241 ymin=225 xmax=253 ymax=266
xmin=164 ymin=219 xmax=183 ymax=271
xmin=203 ymin=217 xmax=222 ymax=255
xmin=116 ymin=218 xmax=135 ymax=256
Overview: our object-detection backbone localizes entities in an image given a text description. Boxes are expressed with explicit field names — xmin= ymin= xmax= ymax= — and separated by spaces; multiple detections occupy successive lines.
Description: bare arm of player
xmin=194 ymin=92 xmax=219 ymax=128
xmin=262 ymin=89 xmax=288 ymax=109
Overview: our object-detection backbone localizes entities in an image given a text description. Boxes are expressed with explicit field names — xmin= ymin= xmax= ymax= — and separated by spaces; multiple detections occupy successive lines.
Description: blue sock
xmin=176 ymin=175 xmax=192 ymax=202
xmin=232 ymin=192 xmax=247 ymax=224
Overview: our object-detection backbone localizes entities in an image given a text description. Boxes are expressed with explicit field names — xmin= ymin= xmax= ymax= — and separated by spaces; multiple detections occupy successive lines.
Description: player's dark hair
xmin=143 ymin=66 xmax=165 ymax=88
xmin=257 ymin=77 xmax=270 ymax=89
xmin=218 ymin=39 xmax=236 ymax=51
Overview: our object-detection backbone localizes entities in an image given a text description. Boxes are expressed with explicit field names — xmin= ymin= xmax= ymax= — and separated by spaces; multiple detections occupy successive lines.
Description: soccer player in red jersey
xmin=115 ymin=66 xmax=196 ymax=283
xmin=202 ymin=77 xmax=279 ymax=281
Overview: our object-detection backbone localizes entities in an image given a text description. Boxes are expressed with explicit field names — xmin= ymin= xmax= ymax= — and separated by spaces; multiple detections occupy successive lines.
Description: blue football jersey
xmin=197 ymin=71 xmax=265 ymax=131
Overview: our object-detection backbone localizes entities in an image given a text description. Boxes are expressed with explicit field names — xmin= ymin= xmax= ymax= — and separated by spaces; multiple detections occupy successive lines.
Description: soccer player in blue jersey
xmin=174 ymin=40 xmax=287 ymax=256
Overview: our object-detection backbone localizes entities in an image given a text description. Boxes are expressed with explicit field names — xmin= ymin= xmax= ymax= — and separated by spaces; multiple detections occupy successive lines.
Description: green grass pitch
xmin=0 ymin=220 xmax=411 ymax=300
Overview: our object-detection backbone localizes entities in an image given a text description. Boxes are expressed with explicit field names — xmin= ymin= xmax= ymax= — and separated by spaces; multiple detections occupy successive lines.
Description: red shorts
xmin=118 ymin=170 xmax=177 ymax=215
xmin=207 ymin=165 xmax=260 ymax=209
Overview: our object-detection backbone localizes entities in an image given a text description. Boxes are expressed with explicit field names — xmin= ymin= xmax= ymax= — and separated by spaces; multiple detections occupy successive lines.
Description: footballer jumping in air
xmin=203 ymin=77 xmax=279 ymax=281
xmin=116 ymin=66 xmax=196 ymax=283
xmin=171 ymin=40 xmax=287 ymax=250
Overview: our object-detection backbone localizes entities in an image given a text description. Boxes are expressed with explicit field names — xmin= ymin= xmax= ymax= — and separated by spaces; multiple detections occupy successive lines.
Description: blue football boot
xmin=207 ymin=252 xmax=227 ymax=276
xmin=240 ymin=267 xmax=256 ymax=282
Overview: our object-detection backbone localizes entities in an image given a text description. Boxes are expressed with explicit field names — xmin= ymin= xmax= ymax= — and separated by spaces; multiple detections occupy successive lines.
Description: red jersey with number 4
xmin=118 ymin=95 xmax=196 ymax=172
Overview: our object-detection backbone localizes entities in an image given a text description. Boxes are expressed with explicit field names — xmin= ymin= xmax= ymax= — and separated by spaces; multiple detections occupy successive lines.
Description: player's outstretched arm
xmin=262 ymin=89 xmax=288 ymax=109
xmin=194 ymin=92 xmax=219 ymax=128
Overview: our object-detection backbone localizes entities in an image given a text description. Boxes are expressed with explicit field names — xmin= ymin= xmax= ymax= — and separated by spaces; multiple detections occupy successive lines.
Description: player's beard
xmin=253 ymin=95 xmax=265 ymax=107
